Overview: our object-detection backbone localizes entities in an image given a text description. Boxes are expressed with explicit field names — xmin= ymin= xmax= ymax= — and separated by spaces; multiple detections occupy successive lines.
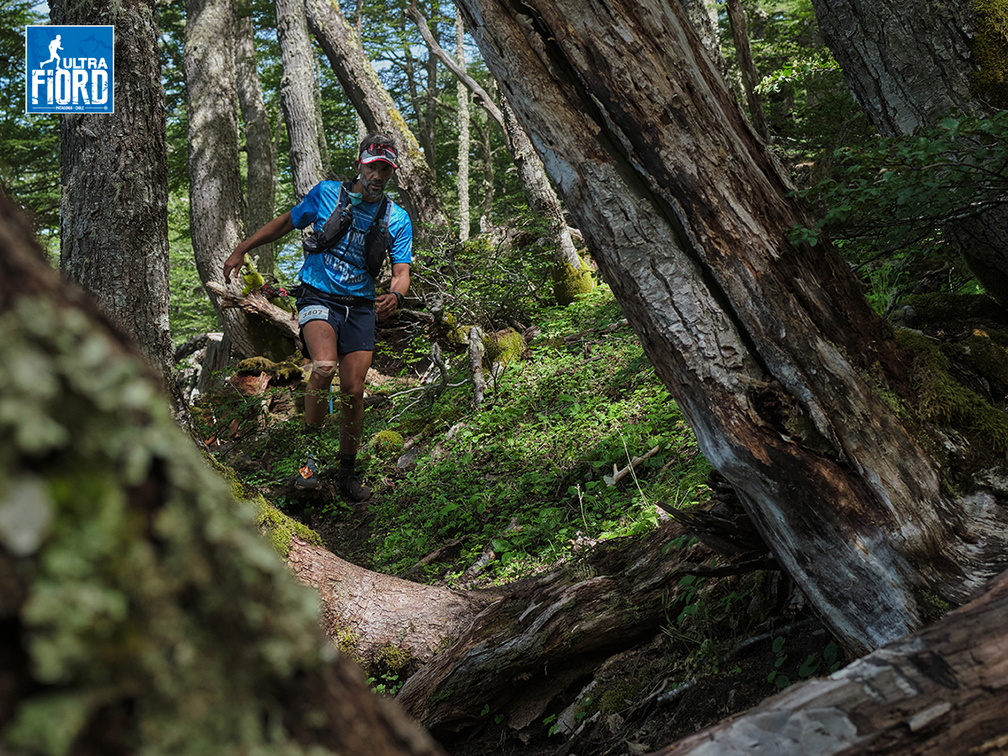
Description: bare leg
xmin=301 ymin=320 xmax=339 ymax=427
xmin=337 ymin=349 xmax=374 ymax=457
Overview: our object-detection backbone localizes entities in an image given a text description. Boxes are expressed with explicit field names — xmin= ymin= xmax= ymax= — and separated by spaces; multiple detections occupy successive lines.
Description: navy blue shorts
xmin=296 ymin=284 xmax=375 ymax=357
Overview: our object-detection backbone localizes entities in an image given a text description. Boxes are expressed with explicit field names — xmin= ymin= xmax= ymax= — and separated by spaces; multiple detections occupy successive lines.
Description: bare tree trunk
xmin=185 ymin=0 xmax=270 ymax=360
xmin=476 ymin=98 xmax=496 ymax=232
xmin=304 ymin=0 xmax=448 ymax=227
xmin=422 ymin=21 xmax=439 ymax=174
xmin=810 ymin=0 xmax=1008 ymax=310
xmin=499 ymin=98 xmax=593 ymax=305
xmin=726 ymin=0 xmax=769 ymax=142
xmin=52 ymin=0 xmax=172 ymax=378
xmin=0 ymin=189 xmax=443 ymax=756
xmin=467 ymin=324 xmax=485 ymax=404
xmin=400 ymin=11 xmax=427 ymax=156
xmin=354 ymin=0 xmax=367 ymax=143
xmin=456 ymin=11 xmax=471 ymax=243
xmin=236 ymin=9 xmax=277 ymax=272
xmin=276 ymin=0 xmax=327 ymax=198
xmin=655 ymin=568 xmax=1008 ymax=755
xmin=453 ymin=0 xmax=1008 ymax=655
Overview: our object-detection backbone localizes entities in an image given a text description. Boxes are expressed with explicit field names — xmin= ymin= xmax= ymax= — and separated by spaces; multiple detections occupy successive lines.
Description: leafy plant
xmin=791 ymin=113 xmax=1008 ymax=310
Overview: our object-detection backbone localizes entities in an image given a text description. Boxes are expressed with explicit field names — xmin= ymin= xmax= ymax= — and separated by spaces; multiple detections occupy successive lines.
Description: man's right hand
xmin=223 ymin=212 xmax=295 ymax=284
xmin=223 ymin=248 xmax=246 ymax=284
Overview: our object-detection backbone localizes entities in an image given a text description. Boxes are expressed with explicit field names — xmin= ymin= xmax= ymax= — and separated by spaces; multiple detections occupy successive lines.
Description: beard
xmin=361 ymin=181 xmax=384 ymax=202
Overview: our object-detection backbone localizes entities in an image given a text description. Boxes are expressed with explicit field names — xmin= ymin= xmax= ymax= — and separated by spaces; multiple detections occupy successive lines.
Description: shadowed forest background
xmin=3 ymin=0 xmax=1008 ymax=753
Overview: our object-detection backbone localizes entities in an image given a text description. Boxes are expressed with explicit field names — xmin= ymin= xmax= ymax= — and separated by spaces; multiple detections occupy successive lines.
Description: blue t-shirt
xmin=291 ymin=180 xmax=413 ymax=300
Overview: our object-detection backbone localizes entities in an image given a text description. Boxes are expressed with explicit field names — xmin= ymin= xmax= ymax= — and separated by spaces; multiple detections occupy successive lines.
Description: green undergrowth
xmin=362 ymin=284 xmax=711 ymax=582
xmin=212 ymin=284 xmax=712 ymax=585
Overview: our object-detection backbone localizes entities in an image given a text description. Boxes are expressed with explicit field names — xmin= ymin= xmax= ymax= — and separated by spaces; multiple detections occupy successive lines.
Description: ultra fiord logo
xmin=25 ymin=26 xmax=114 ymax=114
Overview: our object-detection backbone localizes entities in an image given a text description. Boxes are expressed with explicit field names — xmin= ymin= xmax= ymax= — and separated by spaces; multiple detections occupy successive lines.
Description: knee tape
xmin=310 ymin=360 xmax=337 ymax=378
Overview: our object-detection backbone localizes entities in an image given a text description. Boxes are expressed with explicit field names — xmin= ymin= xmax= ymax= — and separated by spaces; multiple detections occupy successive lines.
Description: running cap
xmin=359 ymin=142 xmax=399 ymax=168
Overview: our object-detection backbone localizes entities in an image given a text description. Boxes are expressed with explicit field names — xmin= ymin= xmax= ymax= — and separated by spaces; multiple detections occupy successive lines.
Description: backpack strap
xmin=303 ymin=181 xmax=355 ymax=257
xmin=369 ymin=196 xmax=391 ymax=246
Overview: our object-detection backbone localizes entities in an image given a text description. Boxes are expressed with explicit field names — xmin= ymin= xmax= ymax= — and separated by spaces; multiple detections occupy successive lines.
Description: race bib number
xmin=298 ymin=304 xmax=329 ymax=325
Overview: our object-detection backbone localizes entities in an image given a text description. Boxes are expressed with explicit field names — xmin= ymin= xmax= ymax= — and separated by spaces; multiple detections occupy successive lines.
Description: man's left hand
xmin=376 ymin=293 xmax=399 ymax=320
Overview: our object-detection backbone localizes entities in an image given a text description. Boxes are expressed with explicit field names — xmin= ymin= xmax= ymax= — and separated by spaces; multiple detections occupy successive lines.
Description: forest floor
xmin=199 ymin=282 xmax=1008 ymax=755
xmin=311 ymin=495 xmax=841 ymax=756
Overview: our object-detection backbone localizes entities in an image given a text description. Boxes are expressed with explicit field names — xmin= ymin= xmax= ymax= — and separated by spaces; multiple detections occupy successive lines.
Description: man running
xmin=223 ymin=133 xmax=412 ymax=501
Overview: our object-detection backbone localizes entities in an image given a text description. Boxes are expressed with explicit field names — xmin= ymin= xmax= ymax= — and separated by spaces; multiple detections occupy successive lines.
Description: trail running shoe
xmin=294 ymin=454 xmax=320 ymax=490
xmin=338 ymin=470 xmax=372 ymax=502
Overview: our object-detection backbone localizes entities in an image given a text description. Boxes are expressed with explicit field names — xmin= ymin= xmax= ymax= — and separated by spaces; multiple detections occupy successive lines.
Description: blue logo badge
xmin=25 ymin=25 xmax=114 ymax=114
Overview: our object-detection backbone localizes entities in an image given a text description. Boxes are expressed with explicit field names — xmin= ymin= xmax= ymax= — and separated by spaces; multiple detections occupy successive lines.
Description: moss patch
xmin=973 ymin=0 xmax=1008 ymax=108
xmin=254 ymin=497 xmax=323 ymax=557
xmin=370 ymin=429 xmax=405 ymax=458
xmin=235 ymin=356 xmax=303 ymax=384
xmin=483 ymin=328 xmax=525 ymax=366
xmin=552 ymin=258 xmax=595 ymax=306
xmin=896 ymin=328 xmax=1008 ymax=457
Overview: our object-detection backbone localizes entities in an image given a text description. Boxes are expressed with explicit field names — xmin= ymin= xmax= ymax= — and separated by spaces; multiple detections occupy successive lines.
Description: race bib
xmin=298 ymin=304 xmax=329 ymax=325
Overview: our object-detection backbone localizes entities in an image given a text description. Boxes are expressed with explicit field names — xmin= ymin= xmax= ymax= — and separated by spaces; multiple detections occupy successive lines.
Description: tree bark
xmin=303 ymin=0 xmax=448 ymax=228
xmin=726 ymin=0 xmax=769 ymax=142
xmin=185 ymin=0 xmax=271 ymax=359
xmin=811 ymin=0 xmax=976 ymax=135
xmin=452 ymin=0 xmax=1008 ymax=655
xmin=0 ymin=189 xmax=443 ymax=756
xmin=52 ymin=0 xmax=172 ymax=378
xmin=276 ymin=0 xmax=328 ymax=199
xmin=653 ymin=568 xmax=1008 ymax=755
xmin=810 ymin=0 xmax=1008 ymax=309
xmin=236 ymin=9 xmax=278 ymax=271
xmin=456 ymin=11 xmax=471 ymax=243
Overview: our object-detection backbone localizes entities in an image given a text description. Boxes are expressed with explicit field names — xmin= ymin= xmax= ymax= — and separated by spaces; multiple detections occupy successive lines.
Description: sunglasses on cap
xmin=359 ymin=143 xmax=399 ymax=168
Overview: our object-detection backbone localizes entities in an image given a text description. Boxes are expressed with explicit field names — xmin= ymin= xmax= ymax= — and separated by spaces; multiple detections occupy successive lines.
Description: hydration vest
xmin=302 ymin=182 xmax=392 ymax=279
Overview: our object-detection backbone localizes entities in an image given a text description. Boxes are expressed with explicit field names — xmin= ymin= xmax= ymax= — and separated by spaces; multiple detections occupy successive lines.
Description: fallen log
xmin=396 ymin=523 xmax=704 ymax=738
xmin=206 ymin=280 xmax=300 ymax=343
xmin=286 ymin=537 xmax=494 ymax=672
xmin=651 ymin=568 xmax=1008 ymax=755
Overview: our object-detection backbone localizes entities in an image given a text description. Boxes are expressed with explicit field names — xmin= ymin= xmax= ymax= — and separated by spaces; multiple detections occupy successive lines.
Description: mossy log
xmin=0 ymin=191 xmax=441 ymax=756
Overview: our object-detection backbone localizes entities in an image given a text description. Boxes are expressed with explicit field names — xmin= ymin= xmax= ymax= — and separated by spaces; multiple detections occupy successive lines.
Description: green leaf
xmin=823 ymin=641 xmax=838 ymax=665
xmin=798 ymin=653 xmax=821 ymax=678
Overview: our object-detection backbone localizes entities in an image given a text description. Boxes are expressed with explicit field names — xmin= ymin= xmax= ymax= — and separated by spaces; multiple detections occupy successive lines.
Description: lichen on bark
xmin=0 ymin=296 xmax=335 ymax=754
